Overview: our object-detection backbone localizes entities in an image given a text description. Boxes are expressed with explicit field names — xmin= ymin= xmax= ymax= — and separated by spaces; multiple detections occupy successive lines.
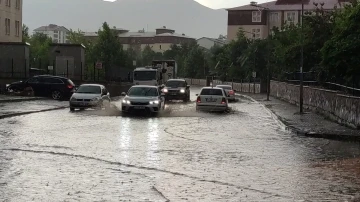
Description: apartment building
xmin=0 ymin=0 xmax=22 ymax=42
xmin=84 ymin=26 xmax=195 ymax=53
xmin=227 ymin=0 xmax=349 ymax=40
xmin=197 ymin=37 xmax=228 ymax=50
xmin=34 ymin=24 xmax=70 ymax=43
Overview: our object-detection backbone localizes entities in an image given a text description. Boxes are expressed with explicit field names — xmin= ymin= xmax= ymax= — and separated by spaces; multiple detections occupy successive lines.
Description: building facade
xmin=84 ymin=26 xmax=195 ymax=53
xmin=197 ymin=37 xmax=228 ymax=50
xmin=0 ymin=0 xmax=22 ymax=42
xmin=227 ymin=0 xmax=349 ymax=41
xmin=34 ymin=24 xmax=70 ymax=43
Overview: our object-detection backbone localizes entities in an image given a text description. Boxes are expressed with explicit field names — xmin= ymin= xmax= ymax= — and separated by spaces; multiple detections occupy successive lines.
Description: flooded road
xmin=0 ymin=87 xmax=360 ymax=201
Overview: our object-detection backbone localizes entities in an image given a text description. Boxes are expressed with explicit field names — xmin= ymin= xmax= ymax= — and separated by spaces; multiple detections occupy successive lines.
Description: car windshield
xmin=76 ymin=86 xmax=101 ymax=94
xmin=133 ymin=71 xmax=156 ymax=81
xmin=166 ymin=80 xmax=186 ymax=87
xmin=200 ymin=88 xmax=223 ymax=96
xmin=128 ymin=87 xmax=158 ymax=97
xmin=217 ymin=86 xmax=232 ymax=90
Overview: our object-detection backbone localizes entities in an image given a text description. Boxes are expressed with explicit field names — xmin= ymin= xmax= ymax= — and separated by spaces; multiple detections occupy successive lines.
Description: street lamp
xmin=250 ymin=1 xmax=270 ymax=99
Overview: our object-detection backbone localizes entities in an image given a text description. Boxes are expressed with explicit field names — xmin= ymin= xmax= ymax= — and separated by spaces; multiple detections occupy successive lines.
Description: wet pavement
xmin=0 ymin=87 xmax=360 ymax=201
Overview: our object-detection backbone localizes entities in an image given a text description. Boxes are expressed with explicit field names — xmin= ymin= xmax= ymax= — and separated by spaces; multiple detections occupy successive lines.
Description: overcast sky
xmin=103 ymin=0 xmax=270 ymax=9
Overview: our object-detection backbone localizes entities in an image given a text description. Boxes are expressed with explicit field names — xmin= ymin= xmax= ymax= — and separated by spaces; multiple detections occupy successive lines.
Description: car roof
xmin=201 ymin=87 xmax=223 ymax=90
xmin=35 ymin=75 xmax=69 ymax=80
xmin=79 ymin=84 xmax=104 ymax=87
xmin=167 ymin=79 xmax=185 ymax=82
xmin=131 ymin=85 xmax=158 ymax=88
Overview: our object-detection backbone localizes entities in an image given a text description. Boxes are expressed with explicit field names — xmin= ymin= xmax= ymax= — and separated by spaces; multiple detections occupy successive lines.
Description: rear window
xmin=217 ymin=86 xmax=232 ymax=90
xmin=200 ymin=89 xmax=223 ymax=96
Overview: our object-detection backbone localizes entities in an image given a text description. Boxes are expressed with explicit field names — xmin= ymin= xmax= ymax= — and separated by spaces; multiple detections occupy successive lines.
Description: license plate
xmin=134 ymin=106 xmax=145 ymax=109
xmin=171 ymin=93 xmax=177 ymax=95
xmin=205 ymin=98 xmax=217 ymax=102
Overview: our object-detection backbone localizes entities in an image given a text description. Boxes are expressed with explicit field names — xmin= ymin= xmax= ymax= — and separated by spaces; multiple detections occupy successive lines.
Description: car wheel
xmin=52 ymin=90 xmax=62 ymax=100
xmin=70 ymin=107 xmax=75 ymax=112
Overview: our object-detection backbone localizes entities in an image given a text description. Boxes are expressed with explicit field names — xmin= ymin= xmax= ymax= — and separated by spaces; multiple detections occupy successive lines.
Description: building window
xmin=15 ymin=20 xmax=20 ymax=36
xmin=286 ymin=12 xmax=296 ymax=23
xmin=54 ymin=34 xmax=59 ymax=38
xmin=252 ymin=11 xmax=261 ymax=22
xmin=252 ymin=28 xmax=261 ymax=39
xmin=6 ymin=0 xmax=10 ymax=6
xmin=5 ymin=18 xmax=10 ymax=35
xmin=270 ymin=12 xmax=279 ymax=22
xmin=16 ymin=0 xmax=20 ymax=9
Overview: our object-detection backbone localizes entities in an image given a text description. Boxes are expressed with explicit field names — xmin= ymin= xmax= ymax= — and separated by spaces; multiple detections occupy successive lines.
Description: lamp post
xmin=299 ymin=0 xmax=304 ymax=114
xmin=250 ymin=1 xmax=270 ymax=98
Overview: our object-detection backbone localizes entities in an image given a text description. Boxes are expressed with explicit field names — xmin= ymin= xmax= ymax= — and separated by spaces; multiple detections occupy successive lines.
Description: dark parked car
xmin=6 ymin=75 xmax=76 ymax=100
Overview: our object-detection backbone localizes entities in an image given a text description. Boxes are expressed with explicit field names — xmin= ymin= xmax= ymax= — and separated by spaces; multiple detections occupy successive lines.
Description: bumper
xmin=196 ymin=104 xmax=228 ymax=112
xmin=122 ymin=104 xmax=161 ymax=113
xmin=164 ymin=93 xmax=187 ymax=100
xmin=70 ymin=101 xmax=100 ymax=108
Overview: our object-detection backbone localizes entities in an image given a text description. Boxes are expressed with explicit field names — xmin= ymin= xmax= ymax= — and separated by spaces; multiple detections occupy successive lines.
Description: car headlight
xmin=122 ymin=99 xmax=131 ymax=104
xmin=163 ymin=89 xmax=168 ymax=93
xmin=180 ymin=89 xmax=185 ymax=93
xmin=149 ymin=100 xmax=159 ymax=105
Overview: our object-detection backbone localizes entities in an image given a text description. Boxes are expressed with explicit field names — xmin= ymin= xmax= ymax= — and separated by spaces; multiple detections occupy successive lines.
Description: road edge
xmin=0 ymin=106 xmax=68 ymax=119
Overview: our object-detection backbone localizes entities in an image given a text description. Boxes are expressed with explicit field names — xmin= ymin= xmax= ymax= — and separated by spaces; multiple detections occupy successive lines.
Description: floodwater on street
xmin=0 ymin=87 xmax=360 ymax=201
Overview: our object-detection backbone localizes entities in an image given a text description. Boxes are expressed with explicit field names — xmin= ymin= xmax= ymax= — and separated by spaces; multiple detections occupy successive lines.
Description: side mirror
xmin=195 ymin=94 xmax=199 ymax=96
xmin=186 ymin=85 xmax=190 ymax=88
xmin=121 ymin=92 xmax=126 ymax=96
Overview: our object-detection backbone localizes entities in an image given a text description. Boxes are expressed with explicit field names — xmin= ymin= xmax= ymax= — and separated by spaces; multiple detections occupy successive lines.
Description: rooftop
xmin=197 ymin=37 xmax=228 ymax=45
xmin=34 ymin=24 xmax=70 ymax=32
xmin=227 ymin=0 xmax=349 ymax=11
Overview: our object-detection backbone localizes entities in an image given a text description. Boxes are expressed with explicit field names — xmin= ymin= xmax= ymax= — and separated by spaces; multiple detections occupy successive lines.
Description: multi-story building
xmin=227 ymin=0 xmax=349 ymax=40
xmin=84 ymin=26 xmax=195 ymax=53
xmin=197 ymin=37 xmax=228 ymax=50
xmin=0 ymin=0 xmax=22 ymax=42
xmin=34 ymin=24 xmax=70 ymax=43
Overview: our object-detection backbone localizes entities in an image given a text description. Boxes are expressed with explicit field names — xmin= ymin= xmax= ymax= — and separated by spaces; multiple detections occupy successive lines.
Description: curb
xmin=0 ymin=97 xmax=47 ymax=103
xmin=0 ymin=106 xmax=68 ymax=119
xmin=236 ymin=93 xmax=360 ymax=142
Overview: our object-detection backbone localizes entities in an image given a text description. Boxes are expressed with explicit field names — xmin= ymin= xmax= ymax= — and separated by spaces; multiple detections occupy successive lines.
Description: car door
xmin=26 ymin=77 xmax=43 ymax=95
xmin=43 ymin=77 xmax=64 ymax=96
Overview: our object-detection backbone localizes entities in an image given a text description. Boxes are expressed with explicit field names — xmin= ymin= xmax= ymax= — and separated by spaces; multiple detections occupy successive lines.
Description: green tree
xmin=28 ymin=33 xmax=52 ymax=69
xmin=93 ymin=22 xmax=124 ymax=80
xmin=22 ymin=24 xmax=30 ymax=42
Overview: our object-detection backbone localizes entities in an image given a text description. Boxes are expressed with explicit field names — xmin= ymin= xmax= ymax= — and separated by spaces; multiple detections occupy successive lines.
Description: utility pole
xmin=299 ymin=0 xmax=304 ymax=113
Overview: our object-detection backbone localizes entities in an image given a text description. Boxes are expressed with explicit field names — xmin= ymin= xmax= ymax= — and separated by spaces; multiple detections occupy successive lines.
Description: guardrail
xmin=183 ymin=78 xmax=261 ymax=94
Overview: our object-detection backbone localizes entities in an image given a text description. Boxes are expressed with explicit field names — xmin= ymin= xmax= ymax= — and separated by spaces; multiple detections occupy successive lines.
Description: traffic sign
xmin=95 ymin=62 xmax=103 ymax=69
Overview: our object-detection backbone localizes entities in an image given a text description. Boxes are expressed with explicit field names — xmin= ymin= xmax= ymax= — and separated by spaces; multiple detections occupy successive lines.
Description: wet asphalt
xmin=0 ymin=87 xmax=360 ymax=201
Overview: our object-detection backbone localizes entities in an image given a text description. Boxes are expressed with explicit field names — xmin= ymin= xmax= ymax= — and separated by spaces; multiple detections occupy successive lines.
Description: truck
xmin=132 ymin=60 xmax=177 ymax=86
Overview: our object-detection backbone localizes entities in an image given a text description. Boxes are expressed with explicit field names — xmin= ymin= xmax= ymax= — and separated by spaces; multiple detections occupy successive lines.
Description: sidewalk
xmin=238 ymin=93 xmax=360 ymax=141
xmin=0 ymin=94 xmax=46 ymax=103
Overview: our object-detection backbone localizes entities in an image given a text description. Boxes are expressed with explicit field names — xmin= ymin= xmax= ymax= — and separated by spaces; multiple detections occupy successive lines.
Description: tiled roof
xmin=83 ymin=31 xmax=194 ymax=39
xmin=34 ymin=24 xmax=69 ymax=32
xmin=227 ymin=0 xmax=349 ymax=11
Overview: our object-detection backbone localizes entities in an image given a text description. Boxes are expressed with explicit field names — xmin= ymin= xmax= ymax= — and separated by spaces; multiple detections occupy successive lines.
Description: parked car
xmin=6 ymin=75 xmax=75 ymax=100
xmin=69 ymin=84 xmax=111 ymax=111
xmin=121 ymin=85 xmax=165 ymax=115
xmin=162 ymin=79 xmax=190 ymax=102
xmin=196 ymin=87 xmax=229 ymax=112
xmin=216 ymin=85 xmax=236 ymax=102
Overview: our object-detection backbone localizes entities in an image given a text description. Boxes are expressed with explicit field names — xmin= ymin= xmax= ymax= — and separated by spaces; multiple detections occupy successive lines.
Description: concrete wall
xmin=270 ymin=80 xmax=360 ymax=129
xmin=184 ymin=78 xmax=261 ymax=94
xmin=0 ymin=42 xmax=30 ymax=78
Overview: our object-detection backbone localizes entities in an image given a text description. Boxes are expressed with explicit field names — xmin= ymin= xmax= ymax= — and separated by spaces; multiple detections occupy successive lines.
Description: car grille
xmin=131 ymin=101 xmax=149 ymax=105
xmin=77 ymin=99 xmax=91 ymax=101
xmin=168 ymin=90 xmax=180 ymax=93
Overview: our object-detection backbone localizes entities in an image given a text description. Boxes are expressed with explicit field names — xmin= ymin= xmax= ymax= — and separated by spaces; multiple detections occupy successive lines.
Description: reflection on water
xmin=118 ymin=118 xmax=132 ymax=164
xmin=146 ymin=119 xmax=160 ymax=168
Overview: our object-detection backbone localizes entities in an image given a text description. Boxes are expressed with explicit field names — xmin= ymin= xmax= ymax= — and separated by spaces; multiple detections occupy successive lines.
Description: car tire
xmin=70 ymin=107 xmax=75 ymax=112
xmin=52 ymin=90 xmax=62 ymax=100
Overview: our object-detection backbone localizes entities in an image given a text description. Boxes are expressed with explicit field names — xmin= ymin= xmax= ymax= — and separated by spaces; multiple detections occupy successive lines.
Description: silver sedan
xmin=121 ymin=85 xmax=165 ymax=114
xmin=69 ymin=84 xmax=111 ymax=111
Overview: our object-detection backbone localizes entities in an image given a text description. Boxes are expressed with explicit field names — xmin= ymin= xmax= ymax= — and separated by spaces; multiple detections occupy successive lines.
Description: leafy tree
xmin=22 ymin=24 xmax=30 ymax=42
xmin=28 ymin=33 xmax=52 ymax=69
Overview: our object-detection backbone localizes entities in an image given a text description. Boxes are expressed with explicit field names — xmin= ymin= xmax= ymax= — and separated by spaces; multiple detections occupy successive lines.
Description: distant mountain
xmin=23 ymin=0 xmax=227 ymax=38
